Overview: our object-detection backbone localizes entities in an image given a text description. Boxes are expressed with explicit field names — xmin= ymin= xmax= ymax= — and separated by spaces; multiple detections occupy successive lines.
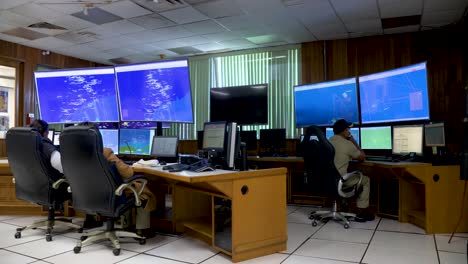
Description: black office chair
xmin=300 ymin=126 xmax=362 ymax=229
xmin=59 ymin=126 xmax=147 ymax=256
xmin=5 ymin=127 xmax=81 ymax=241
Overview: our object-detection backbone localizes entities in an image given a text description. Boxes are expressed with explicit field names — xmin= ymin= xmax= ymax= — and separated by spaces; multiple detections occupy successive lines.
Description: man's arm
xmin=349 ymin=135 xmax=366 ymax=161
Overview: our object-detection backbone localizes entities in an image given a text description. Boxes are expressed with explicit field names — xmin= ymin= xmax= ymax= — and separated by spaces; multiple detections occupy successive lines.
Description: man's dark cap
xmin=333 ymin=119 xmax=353 ymax=134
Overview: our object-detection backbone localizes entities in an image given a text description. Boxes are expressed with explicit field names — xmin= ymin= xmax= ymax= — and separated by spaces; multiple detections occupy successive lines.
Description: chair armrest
xmin=115 ymin=174 xmax=148 ymax=207
xmin=338 ymin=170 xmax=363 ymax=198
xmin=52 ymin=178 xmax=68 ymax=190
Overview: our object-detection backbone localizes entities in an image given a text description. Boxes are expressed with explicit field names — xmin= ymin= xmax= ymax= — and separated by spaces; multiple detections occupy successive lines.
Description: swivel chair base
xmin=309 ymin=200 xmax=355 ymax=229
xmin=15 ymin=208 xmax=81 ymax=241
xmin=74 ymin=218 xmax=146 ymax=256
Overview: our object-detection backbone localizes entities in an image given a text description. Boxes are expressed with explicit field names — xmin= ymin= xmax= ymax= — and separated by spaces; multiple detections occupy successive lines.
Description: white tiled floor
xmin=0 ymin=206 xmax=466 ymax=264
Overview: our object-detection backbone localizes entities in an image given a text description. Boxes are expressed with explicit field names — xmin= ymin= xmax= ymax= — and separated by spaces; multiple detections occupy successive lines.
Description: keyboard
xmin=366 ymin=156 xmax=395 ymax=162
xmin=123 ymin=160 xmax=137 ymax=165
xmin=162 ymin=163 xmax=191 ymax=172
xmin=162 ymin=160 xmax=215 ymax=173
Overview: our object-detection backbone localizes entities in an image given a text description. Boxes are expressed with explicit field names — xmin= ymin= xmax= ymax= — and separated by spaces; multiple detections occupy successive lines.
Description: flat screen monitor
xmin=210 ymin=84 xmax=268 ymax=125
xmin=202 ymin=122 xmax=226 ymax=152
xmin=115 ymin=59 xmax=193 ymax=123
xmin=425 ymin=123 xmax=445 ymax=147
xmin=100 ymin=129 xmax=119 ymax=155
xmin=359 ymin=62 xmax=430 ymax=124
xmin=260 ymin=129 xmax=286 ymax=149
xmin=325 ymin=127 xmax=360 ymax=146
xmin=294 ymin=77 xmax=359 ymax=127
xmin=120 ymin=121 xmax=171 ymax=129
xmin=53 ymin=131 xmax=60 ymax=146
xmin=392 ymin=125 xmax=424 ymax=155
xmin=151 ymin=136 xmax=178 ymax=157
xmin=47 ymin=129 xmax=54 ymax=142
xmin=34 ymin=67 xmax=119 ymax=124
xmin=360 ymin=126 xmax=392 ymax=150
xmin=240 ymin=130 xmax=258 ymax=151
xmin=119 ymin=129 xmax=155 ymax=155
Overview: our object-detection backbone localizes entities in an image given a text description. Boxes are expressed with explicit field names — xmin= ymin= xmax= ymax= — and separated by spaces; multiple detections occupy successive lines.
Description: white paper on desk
xmin=134 ymin=159 xmax=159 ymax=167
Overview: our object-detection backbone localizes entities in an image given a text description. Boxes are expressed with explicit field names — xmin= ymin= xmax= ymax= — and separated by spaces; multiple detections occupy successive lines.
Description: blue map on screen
xmin=35 ymin=68 xmax=119 ymax=124
xmin=294 ymin=78 xmax=359 ymax=127
xmin=116 ymin=60 xmax=193 ymax=123
xmin=120 ymin=121 xmax=171 ymax=129
xmin=359 ymin=62 xmax=429 ymax=124
xmin=119 ymin=129 xmax=155 ymax=155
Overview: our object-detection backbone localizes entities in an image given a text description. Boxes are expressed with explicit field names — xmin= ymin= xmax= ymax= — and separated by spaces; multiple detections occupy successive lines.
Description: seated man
xmin=78 ymin=122 xmax=156 ymax=238
xmin=329 ymin=119 xmax=374 ymax=222
xmin=30 ymin=119 xmax=101 ymax=228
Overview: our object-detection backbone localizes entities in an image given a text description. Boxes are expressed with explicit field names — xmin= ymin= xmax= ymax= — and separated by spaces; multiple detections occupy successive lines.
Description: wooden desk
xmin=358 ymin=161 xmax=468 ymax=234
xmin=133 ymin=165 xmax=287 ymax=263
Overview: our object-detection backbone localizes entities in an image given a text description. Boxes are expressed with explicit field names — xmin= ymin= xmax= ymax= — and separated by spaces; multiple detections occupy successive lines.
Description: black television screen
xmin=260 ymin=128 xmax=286 ymax=149
xmin=240 ymin=130 xmax=258 ymax=151
xmin=359 ymin=62 xmax=430 ymax=124
xmin=35 ymin=67 xmax=119 ymax=124
xmin=115 ymin=59 xmax=193 ymax=123
xmin=210 ymin=84 xmax=268 ymax=125
xmin=294 ymin=77 xmax=359 ymax=127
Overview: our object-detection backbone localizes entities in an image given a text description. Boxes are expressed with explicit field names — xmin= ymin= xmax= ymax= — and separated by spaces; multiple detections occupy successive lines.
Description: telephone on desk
xmin=162 ymin=159 xmax=215 ymax=173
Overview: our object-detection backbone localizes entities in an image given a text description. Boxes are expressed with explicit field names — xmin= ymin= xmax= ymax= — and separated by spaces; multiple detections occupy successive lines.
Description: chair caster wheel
xmin=80 ymin=236 xmax=87 ymax=241
xmin=312 ymin=221 xmax=318 ymax=227
xmin=139 ymin=238 xmax=146 ymax=245
xmin=344 ymin=223 xmax=350 ymax=229
xmin=15 ymin=232 xmax=21 ymax=239
xmin=113 ymin=248 xmax=120 ymax=256
xmin=73 ymin=247 xmax=81 ymax=254
xmin=309 ymin=215 xmax=315 ymax=220
xmin=46 ymin=234 xmax=52 ymax=242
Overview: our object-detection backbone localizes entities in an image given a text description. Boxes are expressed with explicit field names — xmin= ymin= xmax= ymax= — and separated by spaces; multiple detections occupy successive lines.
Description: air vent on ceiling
xmin=28 ymin=22 xmax=67 ymax=30
xmin=381 ymin=15 xmax=421 ymax=29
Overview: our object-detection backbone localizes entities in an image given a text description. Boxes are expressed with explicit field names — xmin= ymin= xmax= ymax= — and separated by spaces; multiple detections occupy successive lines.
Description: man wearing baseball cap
xmin=329 ymin=119 xmax=374 ymax=222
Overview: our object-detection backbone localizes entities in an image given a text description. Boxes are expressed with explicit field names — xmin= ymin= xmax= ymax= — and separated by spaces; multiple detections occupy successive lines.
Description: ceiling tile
xmin=131 ymin=0 xmax=187 ymax=13
xmin=0 ymin=32 xmax=29 ymax=44
xmin=383 ymin=25 xmax=420 ymax=34
xmin=0 ymin=22 xmax=16 ymax=32
xmin=378 ymin=0 xmax=423 ymax=18
xmin=246 ymin=34 xmax=285 ymax=45
xmin=124 ymin=29 xmax=166 ymax=43
xmin=331 ymin=0 xmax=380 ymax=21
xmin=25 ymin=36 xmax=74 ymax=50
xmin=55 ymin=31 xmax=99 ymax=44
xmin=99 ymin=0 xmax=152 ymax=19
xmin=345 ymin=19 xmax=382 ymax=34
xmin=286 ymin=0 xmax=338 ymax=25
xmin=235 ymin=0 xmax=285 ymax=13
xmin=182 ymin=20 xmax=226 ymax=34
xmin=0 ymin=0 xmax=32 ymax=10
xmin=421 ymin=9 xmax=464 ymax=27
xmin=10 ymin=3 xmax=64 ymax=20
xmin=168 ymin=46 xmax=203 ymax=55
xmin=86 ymin=35 xmax=142 ymax=51
xmin=103 ymin=47 xmax=139 ymax=58
xmin=150 ymin=26 xmax=196 ymax=41
xmin=193 ymin=0 xmax=245 ymax=18
xmin=97 ymin=20 xmax=145 ymax=35
xmin=159 ymin=6 xmax=210 ymax=24
xmin=0 ymin=10 xmax=40 ymax=27
xmin=47 ymin=15 xmax=96 ymax=31
xmin=350 ymin=31 xmax=382 ymax=38
xmin=3 ymin=27 xmax=48 ymax=40
xmin=72 ymin=7 xmax=123 ymax=25
xmin=192 ymin=42 xmax=225 ymax=52
xmin=174 ymin=35 xmax=210 ymax=46
xmin=38 ymin=3 xmax=83 ymax=15
xmin=202 ymin=31 xmax=241 ymax=42
xmin=423 ymin=0 xmax=468 ymax=11
xmin=218 ymin=38 xmax=255 ymax=48
xmin=307 ymin=21 xmax=348 ymax=35
xmin=129 ymin=14 xmax=176 ymax=30
xmin=216 ymin=14 xmax=261 ymax=30
xmin=231 ymin=26 xmax=271 ymax=38
xmin=151 ymin=39 xmax=187 ymax=49
xmin=128 ymin=44 xmax=164 ymax=53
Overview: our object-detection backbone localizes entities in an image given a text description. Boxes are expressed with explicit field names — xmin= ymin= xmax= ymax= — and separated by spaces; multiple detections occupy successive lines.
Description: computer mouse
xmin=159 ymin=161 xmax=167 ymax=166
xmin=162 ymin=165 xmax=170 ymax=170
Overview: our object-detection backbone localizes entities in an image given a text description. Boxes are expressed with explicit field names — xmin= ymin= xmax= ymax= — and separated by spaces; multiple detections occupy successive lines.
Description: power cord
xmin=448 ymin=180 xmax=467 ymax=243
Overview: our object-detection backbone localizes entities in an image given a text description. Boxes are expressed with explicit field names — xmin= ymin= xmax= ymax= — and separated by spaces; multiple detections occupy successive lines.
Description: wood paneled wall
xmin=302 ymin=29 xmax=467 ymax=153
xmin=0 ymin=40 xmax=105 ymax=157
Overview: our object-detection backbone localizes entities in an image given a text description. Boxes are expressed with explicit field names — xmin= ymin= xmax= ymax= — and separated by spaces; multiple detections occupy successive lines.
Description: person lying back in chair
xmin=30 ymin=119 xmax=102 ymax=229
xmin=329 ymin=119 xmax=375 ymax=222
xmin=78 ymin=122 xmax=157 ymax=238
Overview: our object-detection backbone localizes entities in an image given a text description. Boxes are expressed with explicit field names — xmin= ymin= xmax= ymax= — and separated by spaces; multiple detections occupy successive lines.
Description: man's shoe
xmin=137 ymin=228 xmax=155 ymax=239
xmin=354 ymin=211 xmax=375 ymax=222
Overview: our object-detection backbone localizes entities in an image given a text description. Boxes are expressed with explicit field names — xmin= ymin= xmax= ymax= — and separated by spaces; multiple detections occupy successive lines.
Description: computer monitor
xmin=359 ymin=62 xmax=430 ymax=124
xmin=100 ymin=129 xmax=119 ymax=155
xmin=151 ymin=136 xmax=178 ymax=157
xmin=53 ymin=131 xmax=60 ymax=146
xmin=425 ymin=123 xmax=445 ymax=147
xmin=202 ymin=122 xmax=227 ymax=152
xmin=115 ymin=59 xmax=193 ymax=123
xmin=240 ymin=130 xmax=258 ymax=151
xmin=119 ymin=129 xmax=155 ymax=155
xmin=360 ymin=126 xmax=392 ymax=150
xmin=294 ymin=77 xmax=359 ymax=127
xmin=392 ymin=125 xmax=424 ymax=155
xmin=210 ymin=84 xmax=268 ymax=125
xmin=259 ymin=129 xmax=286 ymax=155
xmin=120 ymin=121 xmax=171 ymax=129
xmin=197 ymin=130 xmax=204 ymax=150
xmin=325 ymin=127 xmax=360 ymax=146
xmin=34 ymin=67 xmax=119 ymax=124
xmin=47 ymin=129 xmax=54 ymax=142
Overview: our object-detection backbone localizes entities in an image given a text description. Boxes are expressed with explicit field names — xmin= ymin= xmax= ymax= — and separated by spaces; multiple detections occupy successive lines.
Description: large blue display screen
xmin=119 ymin=129 xmax=155 ymax=155
xmin=359 ymin=62 xmax=429 ymax=124
xmin=35 ymin=67 xmax=119 ymax=124
xmin=115 ymin=59 xmax=193 ymax=123
xmin=294 ymin=78 xmax=359 ymax=127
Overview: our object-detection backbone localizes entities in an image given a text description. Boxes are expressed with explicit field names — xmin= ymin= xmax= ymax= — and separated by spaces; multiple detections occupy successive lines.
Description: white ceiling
xmin=0 ymin=0 xmax=466 ymax=65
